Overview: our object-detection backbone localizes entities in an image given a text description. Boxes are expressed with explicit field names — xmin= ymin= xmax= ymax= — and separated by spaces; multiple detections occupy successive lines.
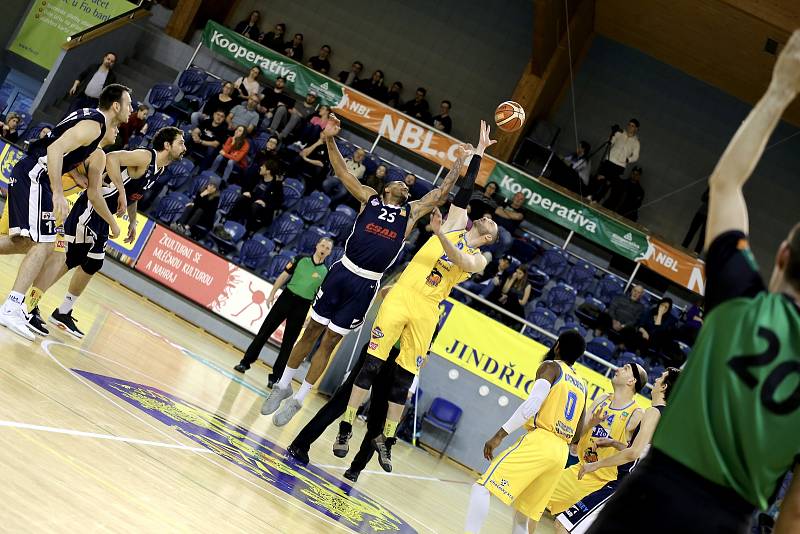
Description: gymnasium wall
xmin=226 ymin=0 xmax=533 ymax=140
xmin=550 ymin=35 xmax=800 ymax=272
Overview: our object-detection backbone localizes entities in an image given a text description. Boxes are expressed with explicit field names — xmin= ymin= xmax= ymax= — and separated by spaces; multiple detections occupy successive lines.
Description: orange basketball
xmin=495 ymin=101 xmax=525 ymax=132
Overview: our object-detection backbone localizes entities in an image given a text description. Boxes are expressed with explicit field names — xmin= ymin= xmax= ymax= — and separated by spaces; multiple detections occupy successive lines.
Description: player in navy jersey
xmin=0 ymin=84 xmax=132 ymax=340
xmin=554 ymin=367 xmax=680 ymax=534
xmin=26 ymin=127 xmax=185 ymax=338
xmin=262 ymin=113 xmax=473 ymax=426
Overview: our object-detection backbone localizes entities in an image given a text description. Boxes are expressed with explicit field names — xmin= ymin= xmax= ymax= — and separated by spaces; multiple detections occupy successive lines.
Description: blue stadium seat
xmin=268 ymin=213 xmax=304 ymax=246
xmin=510 ymin=238 xmax=540 ymax=264
xmin=248 ymin=131 xmax=271 ymax=160
xmin=535 ymin=246 xmax=570 ymax=279
xmin=165 ymin=159 xmax=195 ymax=191
xmin=565 ymin=261 xmax=597 ymax=295
xmin=595 ymin=274 xmax=626 ymax=306
xmin=410 ymin=178 xmax=434 ymax=200
xmin=545 ymin=283 xmax=577 ymax=315
xmin=236 ymin=235 xmax=275 ymax=270
xmin=334 ymin=204 xmax=357 ymax=218
xmin=385 ymin=166 xmax=405 ymax=183
xmin=362 ymin=153 xmax=381 ymax=176
xmin=295 ymin=226 xmax=332 ymax=255
xmin=325 ymin=245 xmax=345 ymax=267
xmin=282 ymin=177 xmax=304 ymax=209
xmin=185 ymin=79 xmax=223 ymax=108
xmin=558 ymin=323 xmax=587 ymax=339
xmin=217 ymin=185 xmax=241 ymax=215
xmin=22 ymin=122 xmax=54 ymax=142
xmin=323 ymin=209 xmax=355 ymax=240
xmin=176 ymin=68 xmax=207 ymax=99
xmin=188 ymin=171 xmax=216 ymax=198
xmin=144 ymin=112 xmax=176 ymax=137
xmin=260 ymin=250 xmax=296 ymax=282
xmin=586 ymin=336 xmax=616 ymax=362
xmin=647 ymin=363 xmax=665 ymax=385
xmin=420 ymin=397 xmax=463 ymax=457
xmin=153 ymin=193 xmax=189 ymax=224
xmin=575 ymin=295 xmax=606 ymax=326
xmin=146 ymin=83 xmax=181 ymax=111
xmin=526 ymin=267 xmax=550 ymax=290
xmin=524 ymin=306 xmax=557 ymax=344
xmin=211 ymin=220 xmax=246 ymax=254
xmin=335 ymin=138 xmax=355 ymax=159
xmin=294 ymin=191 xmax=331 ymax=224
xmin=127 ymin=133 xmax=148 ymax=149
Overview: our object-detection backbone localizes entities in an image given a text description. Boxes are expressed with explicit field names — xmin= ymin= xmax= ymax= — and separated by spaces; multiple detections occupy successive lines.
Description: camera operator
xmin=588 ymin=118 xmax=640 ymax=202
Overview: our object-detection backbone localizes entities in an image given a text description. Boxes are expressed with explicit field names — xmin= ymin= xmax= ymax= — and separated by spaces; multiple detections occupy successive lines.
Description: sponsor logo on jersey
xmin=369 ymin=341 xmax=378 ymax=350
xmin=426 ymin=267 xmax=443 ymax=287
xmin=583 ymin=446 xmax=599 ymax=463
xmin=371 ymin=326 xmax=384 ymax=339
xmin=42 ymin=211 xmax=56 ymax=221
xmin=370 ymin=198 xmax=379 ymax=206
xmin=365 ymin=222 xmax=398 ymax=240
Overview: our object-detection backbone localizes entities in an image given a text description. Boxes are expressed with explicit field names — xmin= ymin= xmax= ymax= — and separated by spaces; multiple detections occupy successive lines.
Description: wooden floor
xmin=0 ymin=255 xmax=557 ymax=533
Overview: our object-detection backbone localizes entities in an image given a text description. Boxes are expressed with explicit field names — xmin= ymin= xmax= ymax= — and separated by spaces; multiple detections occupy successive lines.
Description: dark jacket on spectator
xmin=234 ymin=21 xmax=260 ymax=41
xmin=607 ymin=295 xmax=645 ymax=327
xmin=72 ymin=63 xmax=117 ymax=98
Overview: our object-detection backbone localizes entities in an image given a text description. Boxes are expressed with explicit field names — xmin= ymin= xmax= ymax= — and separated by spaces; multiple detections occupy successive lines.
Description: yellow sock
xmin=26 ymin=286 xmax=44 ymax=312
xmin=343 ymin=405 xmax=357 ymax=425
xmin=383 ymin=419 xmax=399 ymax=438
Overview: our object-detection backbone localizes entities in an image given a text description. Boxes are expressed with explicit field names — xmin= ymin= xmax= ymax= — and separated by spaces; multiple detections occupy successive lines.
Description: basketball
xmin=495 ymin=101 xmax=525 ymax=132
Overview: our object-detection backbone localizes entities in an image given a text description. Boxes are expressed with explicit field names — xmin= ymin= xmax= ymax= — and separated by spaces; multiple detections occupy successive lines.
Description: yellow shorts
xmin=477 ymin=429 xmax=568 ymax=521
xmin=0 ymin=198 xmax=8 ymax=235
xmin=367 ymin=286 xmax=440 ymax=374
xmin=546 ymin=463 xmax=611 ymax=514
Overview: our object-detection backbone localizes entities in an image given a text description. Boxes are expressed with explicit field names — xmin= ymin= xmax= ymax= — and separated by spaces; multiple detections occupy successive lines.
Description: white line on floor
xmin=315 ymin=463 xmax=470 ymax=484
xmin=0 ymin=420 xmax=213 ymax=454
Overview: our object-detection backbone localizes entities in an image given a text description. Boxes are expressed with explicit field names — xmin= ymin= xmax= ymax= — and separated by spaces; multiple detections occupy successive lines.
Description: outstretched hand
xmin=321 ymin=113 xmax=342 ymax=138
xmin=476 ymin=120 xmax=497 ymax=155
xmin=454 ymin=143 xmax=474 ymax=162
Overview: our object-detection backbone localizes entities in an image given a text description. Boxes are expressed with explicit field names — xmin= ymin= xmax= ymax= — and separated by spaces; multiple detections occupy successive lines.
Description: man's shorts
xmin=310 ymin=261 xmax=379 ymax=336
xmin=477 ymin=429 xmax=568 ymax=521
xmin=367 ymin=286 xmax=440 ymax=374
xmin=546 ymin=463 xmax=610 ymax=515
xmin=7 ymin=156 xmax=57 ymax=243
xmin=63 ymin=192 xmax=109 ymax=253
xmin=555 ymin=481 xmax=617 ymax=533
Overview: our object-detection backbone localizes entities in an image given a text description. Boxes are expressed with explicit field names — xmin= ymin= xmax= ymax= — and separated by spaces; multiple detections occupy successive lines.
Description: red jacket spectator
xmin=221 ymin=135 xmax=250 ymax=168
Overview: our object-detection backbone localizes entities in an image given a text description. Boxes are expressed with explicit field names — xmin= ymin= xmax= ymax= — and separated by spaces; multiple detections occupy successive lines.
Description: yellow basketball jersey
xmin=576 ymin=395 xmax=641 ymax=483
xmin=395 ymin=230 xmax=480 ymax=303
xmin=525 ymin=361 xmax=588 ymax=443
xmin=62 ymin=163 xmax=87 ymax=198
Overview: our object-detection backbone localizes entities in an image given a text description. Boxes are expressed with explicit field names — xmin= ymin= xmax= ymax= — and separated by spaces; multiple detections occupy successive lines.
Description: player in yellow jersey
xmin=332 ymin=121 xmax=499 ymax=472
xmin=530 ymin=361 xmax=646 ymax=531
xmin=463 ymin=331 xmax=589 ymax=534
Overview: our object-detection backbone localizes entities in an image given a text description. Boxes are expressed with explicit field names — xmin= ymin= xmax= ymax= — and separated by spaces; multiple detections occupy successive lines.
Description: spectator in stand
xmin=293 ymin=135 xmax=329 ymax=191
xmin=243 ymin=135 xmax=284 ymax=188
xmin=68 ymin=52 xmax=117 ymax=112
xmin=259 ymin=23 xmax=286 ymax=51
xmin=234 ymin=66 xmax=262 ymax=102
xmin=400 ymin=87 xmax=431 ymax=122
xmin=596 ymin=284 xmax=645 ymax=349
xmin=469 ymin=181 xmax=499 ymax=220
xmin=385 ymin=81 xmax=403 ymax=108
xmin=307 ymin=45 xmax=332 ymax=74
xmin=284 ymin=33 xmax=304 ymax=61
xmin=190 ymin=80 xmax=236 ymax=127
xmin=269 ymin=91 xmax=318 ymax=141
xmin=38 ymin=127 xmax=51 ymax=139
xmin=432 ymin=100 xmax=453 ymax=134
xmin=403 ymin=173 xmax=420 ymax=201
xmin=364 ymin=164 xmax=387 ymax=194
xmin=682 ymin=187 xmax=709 ymax=254
xmin=173 ymin=180 xmax=220 ymax=235
xmin=234 ymin=10 xmax=261 ymax=40
xmin=295 ymin=105 xmax=331 ymax=145
xmin=188 ymin=110 xmax=228 ymax=164
xmin=227 ymin=95 xmax=261 ymax=135
xmin=496 ymin=265 xmax=532 ymax=323
xmin=209 ymin=125 xmax=250 ymax=182
xmin=589 ymin=119 xmax=640 ymax=202
xmin=338 ymin=61 xmax=363 ymax=86
xmin=116 ymin=103 xmax=149 ymax=148
xmin=562 ymin=140 xmax=591 ymax=193
xmin=0 ymin=112 xmax=22 ymax=143
xmin=258 ymin=76 xmax=293 ymax=127
xmin=677 ymin=297 xmax=703 ymax=346
xmin=227 ymin=160 xmax=284 ymax=236
xmin=462 ymin=254 xmax=511 ymax=299
xmin=604 ymin=165 xmax=645 ymax=221
xmin=356 ymin=70 xmax=387 ymax=101
xmin=322 ymin=148 xmax=366 ymax=205
xmin=494 ymin=192 xmax=525 ymax=251
xmin=636 ymin=297 xmax=679 ymax=361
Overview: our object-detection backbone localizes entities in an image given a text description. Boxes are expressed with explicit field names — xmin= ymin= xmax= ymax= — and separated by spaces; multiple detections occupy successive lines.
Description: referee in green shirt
xmin=235 ymin=237 xmax=333 ymax=386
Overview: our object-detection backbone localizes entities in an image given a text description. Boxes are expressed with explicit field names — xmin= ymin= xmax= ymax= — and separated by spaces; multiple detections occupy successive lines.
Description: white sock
xmin=464 ymin=483 xmax=491 ymax=533
xmin=293 ymin=381 xmax=313 ymax=404
xmin=59 ymin=293 xmax=78 ymax=314
xmin=512 ymin=510 xmax=530 ymax=534
xmin=277 ymin=366 xmax=297 ymax=390
xmin=4 ymin=291 xmax=25 ymax=311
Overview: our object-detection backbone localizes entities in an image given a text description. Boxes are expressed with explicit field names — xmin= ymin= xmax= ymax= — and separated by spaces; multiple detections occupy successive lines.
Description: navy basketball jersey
xmin=617 ymin=405 xmax=664 ymax=480
xmin=343 ymin=194 xmax=408 ymax=273
xmin=28 ymin=108 xmax=107 ymax=172
xmin=117 ymin=149 xmax=163 ymax=205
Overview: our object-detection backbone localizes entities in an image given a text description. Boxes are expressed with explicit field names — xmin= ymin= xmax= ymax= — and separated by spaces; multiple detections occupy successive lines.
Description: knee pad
xmin=81 ymin=257 xmax=104 ymax=275
xmin=354 ymin=354 xmax=384 ymax=390
xmin=388 ymin=366 xmax=415 ymax=405
xmin=65 ymin=244 xmax=90 ymax=270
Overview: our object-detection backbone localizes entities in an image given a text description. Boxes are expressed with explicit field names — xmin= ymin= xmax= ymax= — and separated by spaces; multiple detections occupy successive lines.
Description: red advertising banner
xmin=135 ymin=225 xmax=286 ymax=343
xmin=642 ymin=238 xmax=706 ymax=294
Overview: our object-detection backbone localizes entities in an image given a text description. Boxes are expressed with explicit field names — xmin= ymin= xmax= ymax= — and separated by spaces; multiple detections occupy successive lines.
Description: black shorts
xmin=557 ymin=481 xmax=617 ymax=534
xmin=587 ymin=449 xmax=754 ymax=534
xmin=63 ymin=193 xmax=108 ymax=261
xmin=7 ymin=156 xmax=56 ymax=243
xmin=310 ymin=262 xmax=379 ymax=335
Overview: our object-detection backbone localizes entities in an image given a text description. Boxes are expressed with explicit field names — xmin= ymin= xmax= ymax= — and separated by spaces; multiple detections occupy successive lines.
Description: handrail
xmin=62 ymin=1 xmax=149 ymax=50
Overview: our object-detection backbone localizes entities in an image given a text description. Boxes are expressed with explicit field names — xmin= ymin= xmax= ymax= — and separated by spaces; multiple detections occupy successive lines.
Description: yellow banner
xmin=433 ymin=299 xmax=650 ymax=407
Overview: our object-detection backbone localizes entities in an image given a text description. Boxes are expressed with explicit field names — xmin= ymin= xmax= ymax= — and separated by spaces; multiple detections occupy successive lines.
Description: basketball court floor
xmin=0 ymin=254 xmax=548 ymax=533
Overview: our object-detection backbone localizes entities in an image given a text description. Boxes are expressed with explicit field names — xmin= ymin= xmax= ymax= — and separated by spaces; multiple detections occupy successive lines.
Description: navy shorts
xmin=63 ymin=193 xmax=109 ymax=260
xmin=556 ymin=481 xmax=617 ymax=534
xmin=7 ymin=156 xmax=57 ymax=243
xmin=310 ymin=261 xmax=379 ymax=336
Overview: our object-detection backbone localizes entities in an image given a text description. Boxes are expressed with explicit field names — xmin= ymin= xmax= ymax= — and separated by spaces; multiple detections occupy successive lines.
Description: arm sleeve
xmin=453 ymin=155 xmax=482 ymax=208
xmin=501 ymin=378 xmax=552 ymax=434
xmin=704 ymin=231 xmax=766 ymax=313
xmin=284 ymin=256 xmax=306 ymax=275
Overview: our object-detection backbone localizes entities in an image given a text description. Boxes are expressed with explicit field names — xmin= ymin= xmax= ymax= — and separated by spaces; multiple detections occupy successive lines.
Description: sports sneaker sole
xmin=28 ymin=323 xmax=49 ymax=337
xmin=0 ymin=316 xmax=36 ymax=341
xmin=48 ymin=316 xmax=85 ymax=339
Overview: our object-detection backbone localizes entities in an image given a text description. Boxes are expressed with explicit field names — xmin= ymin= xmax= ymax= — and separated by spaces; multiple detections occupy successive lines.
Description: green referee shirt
xmin=284 ymin=255 xmax=328 ymax=300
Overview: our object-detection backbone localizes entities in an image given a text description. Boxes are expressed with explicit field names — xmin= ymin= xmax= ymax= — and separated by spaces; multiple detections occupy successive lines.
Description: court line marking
xmin=99 ymin=309 xmax=439 ymax=534
xmin=315 ymin=464 xmax=471 ymax=485
xmin=0 ymin=420 xmax=214 ymax=454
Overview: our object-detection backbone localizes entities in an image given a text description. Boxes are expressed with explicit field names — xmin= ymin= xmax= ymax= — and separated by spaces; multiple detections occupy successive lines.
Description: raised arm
xmin=429 ymin=207 xmax=488 ymax=273
xmin=47 ymin=120 xmax=103 ymax=222
xmin=321 ymin=114 xmax=376 ymax=206
xmin=705 ymin=30 xmax=800 ymax=249
xmin=406 ymin=143 xmax=472 ymax=232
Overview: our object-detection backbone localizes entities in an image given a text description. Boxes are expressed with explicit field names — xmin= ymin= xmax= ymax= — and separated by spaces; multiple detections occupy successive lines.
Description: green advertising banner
xmin=201 ymin=21 xmax=344 ymax=107
xmin=9 ymin=0 xmax=136 ymax=69
xmin=489 ymin=162 xmax=649 ymax=260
